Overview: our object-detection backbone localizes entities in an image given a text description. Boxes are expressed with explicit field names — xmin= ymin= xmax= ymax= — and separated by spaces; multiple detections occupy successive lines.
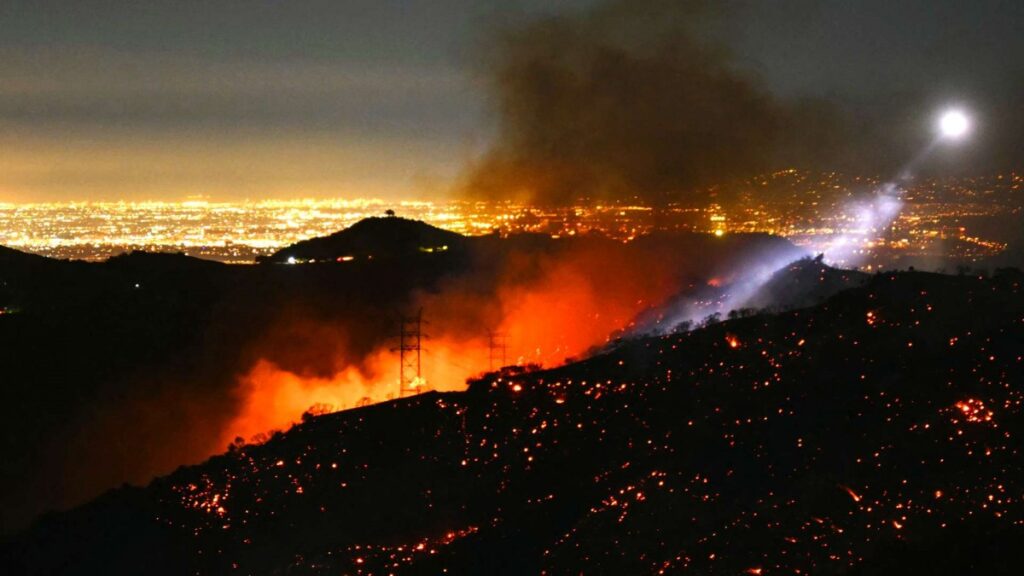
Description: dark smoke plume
xmin=462 ymin=0 xmax=835 ymax=205
xmin=463 ymin=0 xmax=1024 ymax=205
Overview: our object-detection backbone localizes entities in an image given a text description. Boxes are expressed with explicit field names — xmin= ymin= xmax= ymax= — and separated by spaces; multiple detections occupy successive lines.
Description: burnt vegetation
xmin=4 ymin=266 xmax=1024 ymax=574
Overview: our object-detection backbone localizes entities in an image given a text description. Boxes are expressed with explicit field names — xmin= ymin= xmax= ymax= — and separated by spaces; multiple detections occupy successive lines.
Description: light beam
xmin=640 ymin=105 xmax=975 ymax=337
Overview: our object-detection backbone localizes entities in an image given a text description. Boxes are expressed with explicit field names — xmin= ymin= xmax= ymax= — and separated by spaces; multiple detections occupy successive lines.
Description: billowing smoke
xmin=818 ymin=183 xmax=903 ymax=267
xmin=461 ymin=0 xmax=842 ymax=205
xmin=461 ymin=0 xmax=1024 ymax=206
xmin=463 ymin=0 xmax=773 ymax=205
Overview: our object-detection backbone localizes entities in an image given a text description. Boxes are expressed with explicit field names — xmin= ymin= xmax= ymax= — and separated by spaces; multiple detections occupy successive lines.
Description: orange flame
xmin=222 ymin=239 xmax=698 ymax=446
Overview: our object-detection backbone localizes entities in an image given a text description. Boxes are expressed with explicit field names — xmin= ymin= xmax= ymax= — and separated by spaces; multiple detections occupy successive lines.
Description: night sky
xmin=0 ymin=0 xmax=1020 ymax=201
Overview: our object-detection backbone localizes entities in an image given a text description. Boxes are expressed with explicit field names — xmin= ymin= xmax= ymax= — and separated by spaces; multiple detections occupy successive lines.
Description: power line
xmin=487 ymin=329 xmax=507 ymax=372
xmin=392 ymin=309 xmax=428 ymax=397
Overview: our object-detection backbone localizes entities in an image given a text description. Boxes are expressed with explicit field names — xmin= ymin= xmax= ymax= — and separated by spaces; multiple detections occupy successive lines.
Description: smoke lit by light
xmin=819 ymin=183 xmax=904 ymax=267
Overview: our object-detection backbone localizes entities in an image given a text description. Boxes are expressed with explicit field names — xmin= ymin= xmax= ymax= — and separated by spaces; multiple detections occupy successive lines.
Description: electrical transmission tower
xmin=394 ymin=309 xmax=427 ymax=397
xmin=487 ymin=329 xmax=507 ymax=372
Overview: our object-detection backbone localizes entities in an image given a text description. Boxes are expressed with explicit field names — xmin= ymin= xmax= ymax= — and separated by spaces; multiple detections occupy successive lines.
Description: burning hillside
xmin=0 ymin=219 xmax=802 ymax=533
xmin=6 ymin=268 xmax=1024 ymax=574
xmin=220 ymin=219 xmax=806 ymax=445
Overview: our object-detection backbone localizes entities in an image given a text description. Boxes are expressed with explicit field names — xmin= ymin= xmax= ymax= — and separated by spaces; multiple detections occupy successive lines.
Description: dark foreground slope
xmin=5 ymin=269 xmax=1024 ymax=575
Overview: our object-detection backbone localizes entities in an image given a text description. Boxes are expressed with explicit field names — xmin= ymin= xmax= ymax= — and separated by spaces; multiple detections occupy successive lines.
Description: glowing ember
xmin=954 ymin=398 xmax=994 ymax=424
xmin=840 ymin=484 xmax=863 ymax=503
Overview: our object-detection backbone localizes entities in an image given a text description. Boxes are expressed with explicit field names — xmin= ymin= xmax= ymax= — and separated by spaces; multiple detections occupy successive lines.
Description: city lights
xmin=0 ymin=171 xmax=1017 ymax=268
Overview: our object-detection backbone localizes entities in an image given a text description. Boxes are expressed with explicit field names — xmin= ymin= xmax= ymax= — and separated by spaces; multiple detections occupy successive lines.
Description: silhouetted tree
xmin=674 ymin=320 xmax=693 ymax=333
xmin=700 ymin=312 xmax=722 ymax=328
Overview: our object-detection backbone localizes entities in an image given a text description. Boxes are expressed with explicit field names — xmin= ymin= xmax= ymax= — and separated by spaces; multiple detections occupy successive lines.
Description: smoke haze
xmin=462 ymin=0 xmax=1023 ymax=205
xmin=462 ymin=0 xmax=830 ymax=205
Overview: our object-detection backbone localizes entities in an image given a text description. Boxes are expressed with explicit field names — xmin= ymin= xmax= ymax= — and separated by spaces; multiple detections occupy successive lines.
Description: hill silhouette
xmin=0 ymin=245 xmax=52 ymax=266
xmin=744 ymin=254 xmax=872 ymax=311
xmin=264 ymin=216 xmax=467 ymax=263
xmin=106 ymin=250 xmax=227 ymax=271
xmin=5 ymin=268 xmax=1024 ymax=574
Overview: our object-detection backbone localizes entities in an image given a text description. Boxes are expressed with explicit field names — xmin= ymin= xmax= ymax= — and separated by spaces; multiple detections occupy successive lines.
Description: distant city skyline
xmin=4 ymin=171 xmax=1018 ymax=270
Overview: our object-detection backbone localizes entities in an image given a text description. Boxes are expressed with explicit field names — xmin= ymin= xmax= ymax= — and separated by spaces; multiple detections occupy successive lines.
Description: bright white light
xmin=939 ymin=110 xmax=969 ymax=139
